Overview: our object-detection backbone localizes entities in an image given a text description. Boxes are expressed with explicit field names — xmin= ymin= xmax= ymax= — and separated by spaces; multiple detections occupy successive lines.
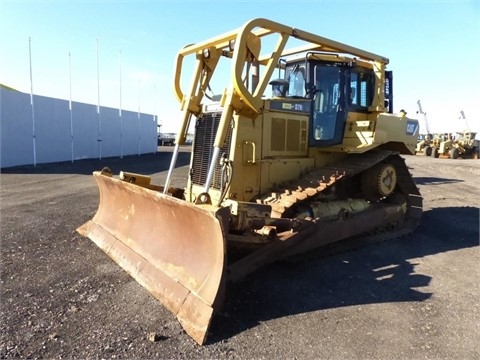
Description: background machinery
xmin=452 ymin=111 xmax=479 ymax=159
xmin=429 ymin=132 xmax=452 ymax=158
xmin=429 ymin=111 xmax=479 ymax=159
xmin=77 ymin=18 xmax=422 ymax=345
xmin=446 ymin=131 xmax=479 ymax=159
xmin=415 ymin=100 xmax=434 ymax=156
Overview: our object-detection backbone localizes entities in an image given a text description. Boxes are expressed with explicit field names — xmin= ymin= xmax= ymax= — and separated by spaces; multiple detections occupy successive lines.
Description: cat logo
xmin=406 ymin=120 xmax=419 ymax=136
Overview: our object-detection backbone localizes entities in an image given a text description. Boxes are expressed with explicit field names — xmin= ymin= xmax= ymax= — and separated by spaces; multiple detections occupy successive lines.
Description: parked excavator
xmin=77 ymin=18 xmax=422 ymax=345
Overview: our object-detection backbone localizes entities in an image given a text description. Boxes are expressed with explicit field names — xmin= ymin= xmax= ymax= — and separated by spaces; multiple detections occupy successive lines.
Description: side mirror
xmin=269 ymin=79 xmax=289 ymax=97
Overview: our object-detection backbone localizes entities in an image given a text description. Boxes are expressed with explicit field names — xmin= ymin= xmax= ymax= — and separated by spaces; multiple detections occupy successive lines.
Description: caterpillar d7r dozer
xmin=77 ymin=18 xmax=422 ymax=345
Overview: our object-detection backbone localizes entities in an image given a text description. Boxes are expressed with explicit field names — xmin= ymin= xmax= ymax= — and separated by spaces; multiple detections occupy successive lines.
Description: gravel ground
xmin=1 ymin=149 xmax=479 ymax=359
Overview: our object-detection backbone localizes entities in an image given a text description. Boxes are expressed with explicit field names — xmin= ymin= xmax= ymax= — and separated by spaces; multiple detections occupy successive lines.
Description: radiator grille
xmin=191 ymin=112 xmax=233 ymax=189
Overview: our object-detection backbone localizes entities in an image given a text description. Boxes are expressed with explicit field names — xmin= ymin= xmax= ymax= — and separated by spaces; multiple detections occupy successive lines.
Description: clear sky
xmin=1 ymin=0 xmax=479 ymax=134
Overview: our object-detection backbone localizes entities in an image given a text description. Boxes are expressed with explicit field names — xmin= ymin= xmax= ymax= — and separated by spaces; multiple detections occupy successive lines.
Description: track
xmin=257 ymin=150 xmax=423 ymax=258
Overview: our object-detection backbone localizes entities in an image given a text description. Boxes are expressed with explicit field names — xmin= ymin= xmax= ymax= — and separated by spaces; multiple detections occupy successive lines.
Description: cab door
xmin=309 ymin=64 xmax=347 ymax=147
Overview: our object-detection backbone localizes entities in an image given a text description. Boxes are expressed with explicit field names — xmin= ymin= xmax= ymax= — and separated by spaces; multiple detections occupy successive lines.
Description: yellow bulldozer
xmin=77 ymin=18 xmax=422 ymax=345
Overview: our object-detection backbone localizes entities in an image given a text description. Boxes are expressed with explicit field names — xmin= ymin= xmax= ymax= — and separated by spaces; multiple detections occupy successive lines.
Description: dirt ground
xmin=1 ymin=148 xmax=479 ymax=359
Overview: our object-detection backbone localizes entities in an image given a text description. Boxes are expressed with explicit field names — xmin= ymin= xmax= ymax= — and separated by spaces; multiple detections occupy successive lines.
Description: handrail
xmin=173 ymin=17 xmax=389 ymax=115
xmin=167 ymin=17 xmax=390 ymax=194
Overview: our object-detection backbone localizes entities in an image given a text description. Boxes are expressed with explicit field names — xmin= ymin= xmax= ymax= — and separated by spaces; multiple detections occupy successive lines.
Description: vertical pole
xmin=119 ymin=50 xmax=123 ymax=158
xmin=29 ymin=37 xmax=37 ymax=167
xmin=153 ymin=82 xmax=157 ymax=154
xmin=69 ymin=52 xmax=74 ymax=163
xmin=97 ymin=38 xmax=102 ymax=160
xmin=153 ymin=114 xmax=157 ymax=154
xmin=138 ymin=78 xmax=141 ymax=156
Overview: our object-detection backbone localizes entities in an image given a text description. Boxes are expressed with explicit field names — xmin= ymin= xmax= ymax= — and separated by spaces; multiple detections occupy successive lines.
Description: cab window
xmin=349 ymin=69 xmax=374 ymax=110
xmin=286 ymin=65 xmax=306 ymax=97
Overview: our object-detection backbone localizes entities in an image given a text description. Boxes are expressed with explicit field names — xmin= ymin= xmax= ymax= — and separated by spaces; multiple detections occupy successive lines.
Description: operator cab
xmin=270 ymin=55 xmax=393 ymax=147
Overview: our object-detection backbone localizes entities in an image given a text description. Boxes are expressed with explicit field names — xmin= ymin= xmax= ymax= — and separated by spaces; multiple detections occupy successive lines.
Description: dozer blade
xmin=77 ymin=171 xmax=229 ymax=345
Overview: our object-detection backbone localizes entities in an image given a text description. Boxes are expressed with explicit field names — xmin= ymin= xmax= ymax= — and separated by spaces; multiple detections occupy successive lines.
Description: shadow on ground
xmin=413 ymin=176 xmax=464 ymax=185
xmin=209 ymin=206 xmax=479 ymax=343
xmin=1 ymin=150 xmax=191 ymax=176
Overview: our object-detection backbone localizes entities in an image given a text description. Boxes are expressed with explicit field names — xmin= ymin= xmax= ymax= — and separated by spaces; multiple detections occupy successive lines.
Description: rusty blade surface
xmin=77 ymin=172 xmax=228 ymax=345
